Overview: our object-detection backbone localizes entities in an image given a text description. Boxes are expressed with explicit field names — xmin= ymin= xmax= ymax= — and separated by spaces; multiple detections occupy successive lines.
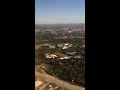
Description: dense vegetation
xmin=35 ymin=25 xmax=85 ymax=87
xmin=43 ymin=58 xmax=85 ymax=87
xmin=35 ymin=45 xmax=85 ymax=87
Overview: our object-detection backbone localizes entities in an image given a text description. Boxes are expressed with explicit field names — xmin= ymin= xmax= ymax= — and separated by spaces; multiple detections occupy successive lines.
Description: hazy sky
xmin=35 ymin=0 xmax=85 ymax=24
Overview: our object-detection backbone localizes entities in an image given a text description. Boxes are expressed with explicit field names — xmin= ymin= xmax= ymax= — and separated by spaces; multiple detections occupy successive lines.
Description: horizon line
xmin=35 ymin=23 xmax=85 ymax=24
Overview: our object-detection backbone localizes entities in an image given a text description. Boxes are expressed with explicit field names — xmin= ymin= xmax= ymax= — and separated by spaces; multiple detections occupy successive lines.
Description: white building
xmin=82 ymin=45 xmax=85 ymax=47
xmin=45 ymin=53 xmax=58 ymax=59
xmin=63 ymin=56 xmax=69 ymax=59
xmin=62 ymin=43 xmax=72 ymax=49
xmin=74 ymin=55 xmax=81 ymax=59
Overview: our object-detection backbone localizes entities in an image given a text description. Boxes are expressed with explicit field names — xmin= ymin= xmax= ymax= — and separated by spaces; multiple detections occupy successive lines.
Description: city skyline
xmin=35 ymin=0 xmax=85 ymax=24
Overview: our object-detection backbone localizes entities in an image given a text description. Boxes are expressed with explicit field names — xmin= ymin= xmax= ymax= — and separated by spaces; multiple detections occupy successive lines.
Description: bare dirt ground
xmin=35 ymin=65 xmax=85 ymax=90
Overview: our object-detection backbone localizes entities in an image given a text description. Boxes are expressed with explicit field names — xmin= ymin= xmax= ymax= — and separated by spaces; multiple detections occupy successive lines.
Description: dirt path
xmin=35 ymin=66 xmax=85 ymax=90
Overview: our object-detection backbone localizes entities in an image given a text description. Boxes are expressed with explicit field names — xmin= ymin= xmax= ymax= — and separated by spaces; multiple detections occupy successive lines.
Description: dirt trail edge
xmin=35 ymin=67 xmax=85 ymax=90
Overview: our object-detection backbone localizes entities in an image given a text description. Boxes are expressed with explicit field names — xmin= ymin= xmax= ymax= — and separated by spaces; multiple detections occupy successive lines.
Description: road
xmin=35 ymin=66 xmax=85 ymax=90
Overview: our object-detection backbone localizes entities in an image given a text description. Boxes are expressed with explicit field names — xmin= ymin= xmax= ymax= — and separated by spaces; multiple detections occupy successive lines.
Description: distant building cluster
xmin=45 ymin=52 xmax=81 ymax=60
